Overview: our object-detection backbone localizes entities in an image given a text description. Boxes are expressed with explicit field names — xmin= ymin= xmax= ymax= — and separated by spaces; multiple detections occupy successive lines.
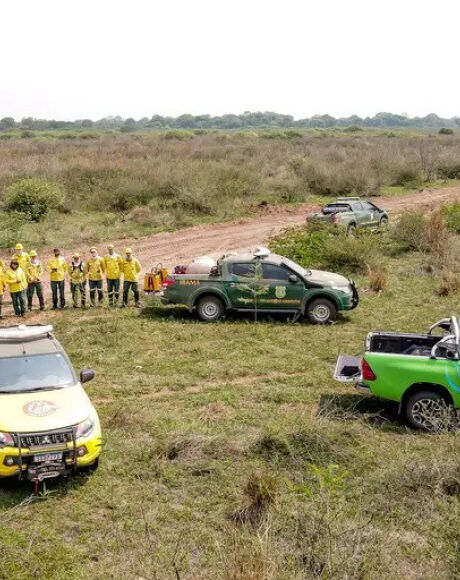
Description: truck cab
xmin=0 ymin=324 xmax=101 ymax=487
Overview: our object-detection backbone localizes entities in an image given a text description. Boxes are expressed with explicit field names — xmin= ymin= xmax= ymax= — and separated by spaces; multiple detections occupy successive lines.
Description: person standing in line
xmin=104 ymin=244 xmax=123 ymax=307
xmin=26 ymin=250 xmax=45 ymax=311
xmin=87 ymin=247 xmax=105 ymax=306
xmin=46 ymin=248 xmax=67 ymax=310
xmin=5 ymin=260 xmax=27 ymax=317
xmin=11 ymin=243 xmax=30 ymax=272
xmin=68 ymin=252 xmax=87 ymax=308
xmin=0 ymin=260 xmax=5 ymax=319
xmin=121 ymin=248 xmax=142 ymax=308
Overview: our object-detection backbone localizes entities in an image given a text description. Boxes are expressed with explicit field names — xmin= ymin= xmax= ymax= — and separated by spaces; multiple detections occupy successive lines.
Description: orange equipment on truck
xmin=144 ymin=263 xmax=170 ymax=293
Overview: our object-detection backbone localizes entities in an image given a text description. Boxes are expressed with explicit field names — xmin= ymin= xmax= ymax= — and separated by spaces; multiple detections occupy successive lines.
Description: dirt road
xmin=1 ymin=185 xmax=459 ymax=314
xmin=114 ymin=185 xmax=460 ymax=269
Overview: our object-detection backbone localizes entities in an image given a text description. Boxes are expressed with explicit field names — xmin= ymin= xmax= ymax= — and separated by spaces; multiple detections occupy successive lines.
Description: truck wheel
xmin=196 ymin=296 xmax=225 ymax=322
xmin=405 ymin=391 xmax=451 ymax=431
xmin=346 ymin=223 xmax=357 ymax=237
xmin=305 ymin=298 xmax=337 ymax=324
xmin=379 ymin=216 xmax=389 ymax=229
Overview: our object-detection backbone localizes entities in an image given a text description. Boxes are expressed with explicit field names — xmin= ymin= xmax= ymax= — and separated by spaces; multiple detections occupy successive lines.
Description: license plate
xmin=33 ymin=452 xmax=63 ymax=464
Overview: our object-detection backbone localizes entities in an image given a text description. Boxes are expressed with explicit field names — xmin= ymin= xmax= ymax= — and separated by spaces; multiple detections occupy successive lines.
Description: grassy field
xmin=1 ymin=246 xmax=460 ymax=579
xmin=1 ymin=130 xmax=460 ymax=250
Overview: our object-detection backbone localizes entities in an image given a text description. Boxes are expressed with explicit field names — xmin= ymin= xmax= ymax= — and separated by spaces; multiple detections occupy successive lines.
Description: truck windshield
xmin=0 ymin=353 xmax=75 ymax=393
xmin=282 ymin=258 xmax=310 ymax=278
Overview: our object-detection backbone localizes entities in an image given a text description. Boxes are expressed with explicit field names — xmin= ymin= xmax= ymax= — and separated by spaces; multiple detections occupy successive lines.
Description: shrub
xmin=161 ymin=129 xmax=193 ymax=140
xmin=391 ymin=211 xmax=427 ymax=251
xmin=269 ymin=225 xmax=380 ymax=274
xmin=439 ymin=128 xmax=454 ymax=135
xmin=391 ymin=167 xmax=423 ymax=188
xmin=367 ymin=263 xmax=388 ymax=293
xmin=127 ymin=205 xmax=153 ymax=224
xmin=438 ymin=163 xmax=460 ymax=180
xmin=426 ymin=209 xmax=449 ymax=256
xmin=343 ymin=125 xmax=363 ymax=133
xmin=438 ymin=272 xmax=460 ymax=296
xmin=443 ymin=203 xmax=460 ymax=233
xmin=3 ymin=178 xmax=64 ymax=222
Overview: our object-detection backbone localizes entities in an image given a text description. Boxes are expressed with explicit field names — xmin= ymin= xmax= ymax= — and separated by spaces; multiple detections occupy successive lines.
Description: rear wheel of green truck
xmin=305 ymin=298 xmax=337 ymax=324
xmin=346 ymin=223 xmax=357 ymax=237
xmin=379 ymin=216 xmax=389 ymax=230
xmin=405 ymin=391 xmax=452 ymax=431
xmin=196 ymin=295 xmax=226 ymax=322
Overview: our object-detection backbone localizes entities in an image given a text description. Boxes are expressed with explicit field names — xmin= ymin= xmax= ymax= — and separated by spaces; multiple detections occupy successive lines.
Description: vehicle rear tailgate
xmin=334 ymin=355 xmax=361 ymax=382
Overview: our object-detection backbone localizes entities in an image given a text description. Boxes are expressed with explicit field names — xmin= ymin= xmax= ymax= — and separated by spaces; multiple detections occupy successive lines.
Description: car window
xmin=361 ymin=201 xmax=375 ymax=211
xmin=322 ymin=203 xmax=351 ymax=214
xmin=0 ymin=353 xmax=75 ymax=393
xmin=351 ymin=202 xmax=364 ymax=211
xmin=261 ymin=263 xmax=291 ymax=281
xmin=230 ymin=263 xmax=253 ymax=277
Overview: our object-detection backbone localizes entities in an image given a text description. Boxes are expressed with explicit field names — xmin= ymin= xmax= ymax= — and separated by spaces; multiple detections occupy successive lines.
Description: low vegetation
xmin=0 ymin=131 xmax=460 ymax=248
xmin=1 ymin=244 xmax=460 ymax=577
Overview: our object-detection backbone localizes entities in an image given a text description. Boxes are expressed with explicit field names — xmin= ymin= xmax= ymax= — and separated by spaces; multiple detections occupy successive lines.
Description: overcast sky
xmin=1 ymin=0 xmax=459 ymax=121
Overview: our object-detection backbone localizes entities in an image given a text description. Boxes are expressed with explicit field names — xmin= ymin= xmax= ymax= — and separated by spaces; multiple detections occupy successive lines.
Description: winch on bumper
xmin=350 ymin=279 xmax=359 ymax=309
xmin=0 ymin=427 xmax=101 ymax=482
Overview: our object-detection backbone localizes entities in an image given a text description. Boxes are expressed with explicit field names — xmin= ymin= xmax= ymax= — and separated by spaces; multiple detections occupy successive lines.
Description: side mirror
xmin=80 ymin=369 xmax=95 ymax=384
xmin=288 ymin=274 xmax=298 ymax=283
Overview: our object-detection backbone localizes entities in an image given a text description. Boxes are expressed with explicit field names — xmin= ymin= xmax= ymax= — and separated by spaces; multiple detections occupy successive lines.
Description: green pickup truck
xmin=162 ymin=249 xmax=358 ymax=323
xmin=335 ymin=316 xmax=460 ymax=430
xmin=307 ymin=197 xmax=388 ymax=235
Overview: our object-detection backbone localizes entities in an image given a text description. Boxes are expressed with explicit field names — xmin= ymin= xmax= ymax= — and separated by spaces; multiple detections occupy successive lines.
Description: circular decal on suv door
xmin=23 ymin=401 xmax=57 ymax=417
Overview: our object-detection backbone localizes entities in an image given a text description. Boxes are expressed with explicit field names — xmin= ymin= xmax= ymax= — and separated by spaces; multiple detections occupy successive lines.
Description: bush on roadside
xmin=367 ymin=263 xmax=388 ymax=293
xmin=391 ymin=167 xmax=423 ymax=188
xmin=3 ymin=178 xmax=64 ymax=222
xmin=438 ymin=272 xmax=460 ymax=296
xmin=268 ymin=225 xmax=381 ymax=274
xmin=443 ymin=203 xmax=460 ymax=233
xmin=391 ymin=211 xmax=428 ymax=251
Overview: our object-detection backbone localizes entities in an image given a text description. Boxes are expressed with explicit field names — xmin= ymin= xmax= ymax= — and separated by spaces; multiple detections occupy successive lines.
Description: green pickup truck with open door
xmin=335 ymin=316 xmax=460 ymax=430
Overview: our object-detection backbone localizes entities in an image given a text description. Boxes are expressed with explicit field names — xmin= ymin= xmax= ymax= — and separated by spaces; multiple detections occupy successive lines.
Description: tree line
xmin=1 ymin=111 xmax=460 ymax=132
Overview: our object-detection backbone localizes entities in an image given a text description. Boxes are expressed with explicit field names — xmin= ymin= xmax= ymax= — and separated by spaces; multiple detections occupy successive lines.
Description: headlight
xmin=75 ymin=417 xmax=95 ymax=439
xmin=331 ymin=285 xmax=352 ymax=295
xmin=0 ymin=432 xmax=14 ymax=448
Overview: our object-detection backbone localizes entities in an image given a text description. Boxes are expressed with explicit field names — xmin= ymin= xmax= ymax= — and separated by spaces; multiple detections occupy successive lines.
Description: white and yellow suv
xmin=0 ymin=324 xmax=101 ymax=485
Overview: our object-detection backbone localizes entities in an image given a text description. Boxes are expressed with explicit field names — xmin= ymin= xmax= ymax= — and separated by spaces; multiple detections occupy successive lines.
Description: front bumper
xmin=0 ymin=434 xmax=101 ymax=480
xmin=349 ymin=279 xmax=359 ymax=309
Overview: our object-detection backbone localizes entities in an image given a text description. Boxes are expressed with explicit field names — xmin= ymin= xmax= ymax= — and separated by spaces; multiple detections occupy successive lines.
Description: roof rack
xmin=337 ymin=196 xmax=361 ymax=202
xmin=254 ymin=247 xmax=270 ymax=258
xmin=0 ymin=324 xmax=54 ymax=342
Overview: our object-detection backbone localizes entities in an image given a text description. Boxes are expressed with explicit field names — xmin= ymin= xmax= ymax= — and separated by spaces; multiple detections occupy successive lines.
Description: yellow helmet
xmin=125 ymin=248 xmax=133 ymax=254
xmin=29 ymin=250 xmax=37 ymax=257
xmin=15 ymin=243 xmax=23 ymax=251
xmin=72 ymin=252 xmax=81 ymax=258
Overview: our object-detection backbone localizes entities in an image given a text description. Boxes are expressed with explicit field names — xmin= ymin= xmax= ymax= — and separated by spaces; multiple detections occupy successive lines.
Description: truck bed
xmin=367 ymin=332 xmax=440 ymax=356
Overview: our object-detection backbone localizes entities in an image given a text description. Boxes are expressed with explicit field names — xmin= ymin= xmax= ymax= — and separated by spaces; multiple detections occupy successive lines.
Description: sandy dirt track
xmin=1 ymin=185 xmax=460 ymax=315
xmin=107 ymin=185 xmax=460 ymax=270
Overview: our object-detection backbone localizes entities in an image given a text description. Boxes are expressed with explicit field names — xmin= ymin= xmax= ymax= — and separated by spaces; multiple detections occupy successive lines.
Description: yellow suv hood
xmin=0 ymin=385 xmax=94 ymax=432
